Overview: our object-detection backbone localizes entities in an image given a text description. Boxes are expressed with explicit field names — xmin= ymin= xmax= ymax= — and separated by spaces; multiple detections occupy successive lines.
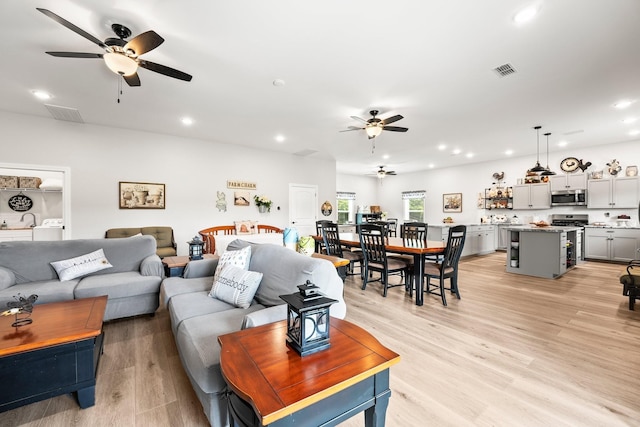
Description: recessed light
xmin=557 ymin=140 xmax=568 ymax=147
xmin=382 ymin=154 xmax=389 ymax=160
xmin=437 ymin=144 xmax=447 ymax=150
xmin=505 ymin=149 xmax=514 ymax=156
xmin=452 ymin=149 xmax=461 ymax=155
xmin=629 ymin=130 xmax=640 ymax=136
xmin=466 ymin=152 xmax=474 ymax=158
xmin=181 ymin=117 xmax=193 ymax=126
xmin=513 ymin=5 xmax=539 ymax=25
xmin=32 ymin=90 xmax=51 ymax=100
xmin=622 ymin=117 xmax=637 ymax=124
xmin=275 ymin=134 xmax=286 ymax=143
xmin=614 ymin=100 xmax=634 ymax=109
xmin=428 ymin=163 xmax=435 ymax=168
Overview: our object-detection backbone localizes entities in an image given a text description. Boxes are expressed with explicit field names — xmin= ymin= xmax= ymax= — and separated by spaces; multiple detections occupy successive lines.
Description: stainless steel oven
xmin=551 ymin=189 xmax=586 ymax=206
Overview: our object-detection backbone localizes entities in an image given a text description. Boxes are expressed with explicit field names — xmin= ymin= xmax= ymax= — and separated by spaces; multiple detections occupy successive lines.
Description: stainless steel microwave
xmin=551 ymin=189 xmax=586 ymax=206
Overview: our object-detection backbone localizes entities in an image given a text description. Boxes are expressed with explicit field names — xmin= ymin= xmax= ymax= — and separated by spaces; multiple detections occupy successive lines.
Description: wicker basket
xmin=0 ymin=175 xmax=18 ymax=188
xmin=18 ymin=176 xmax=42 ymax=189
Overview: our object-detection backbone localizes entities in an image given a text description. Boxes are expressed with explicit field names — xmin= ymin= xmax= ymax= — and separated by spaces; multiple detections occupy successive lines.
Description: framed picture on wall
xmin=119 ymin=182 xmax=165 ymax=209
xmin=443 ymin=193 xmax=462 ymax=213
xmin=234 ymin=191 xmax=251 ymax=206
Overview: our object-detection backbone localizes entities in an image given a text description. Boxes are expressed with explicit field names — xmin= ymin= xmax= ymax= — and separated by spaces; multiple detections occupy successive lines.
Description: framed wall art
xmin=119 ymin=182 xmax=165 ymax=209
xmin=234 ymin=191 xmax=251 ymax=206
xmin=443 ymin=193 xmax=462 ymax=213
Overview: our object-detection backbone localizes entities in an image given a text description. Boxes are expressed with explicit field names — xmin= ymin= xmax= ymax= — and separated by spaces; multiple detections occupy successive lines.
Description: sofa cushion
xmin=234 ymin=220 xmax=257 ymax=235
xmin=141 ymin=226 xmax=174 ymax=250
xmin=160 ymin=276 xmax=213 ymax=307
xmin=0 ymin=267 xmax=15 ymax=291
xmin=213 ymin=246 xmax=251 ymax=284
xmin=169 ymin=291 xmax=238 ymax=332
xmin=175 ymin=305 xmax=265 ymax=395
xmin=209 ymin=265 xmax=263 ymax=309
xmin=0 ymin=279 xmax=78 ymax=306
xmin=50 ymin=249 xmax=113 ymax=281
xmin=74 ymin=271 xmax=161 ymax=300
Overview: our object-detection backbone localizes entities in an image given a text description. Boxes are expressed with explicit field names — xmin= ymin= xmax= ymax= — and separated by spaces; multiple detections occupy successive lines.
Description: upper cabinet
xmin=549 ymin=174 xmax=587 ymax=192
xmin=512 ymin=183 xmax=550 ymax=210
xmin=587 ymin=176 xmax=639 ymax=209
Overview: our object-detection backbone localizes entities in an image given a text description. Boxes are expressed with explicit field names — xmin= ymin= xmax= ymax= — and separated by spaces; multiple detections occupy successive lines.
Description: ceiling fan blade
xmin=36 ymin=8 xmax=106 ymax=49
xmin=350 ymin=115 xmax=368 ymax=124
xmin=381 ymin=114 xmax=403 ymax=125
xmin=382 ymin=126 xmax=409 ymax=132
xmin=387 ymin=171 xmax=397 ymax=175
xmin=123 ymin=73 xmax=141 ymax=87
xmin=46 ymin=51 xmax=103 ymax=58
xmin=124 ymin=31 xmax=164 ymax=56
xmin=138 ymin=60 xmax=192 ymax=81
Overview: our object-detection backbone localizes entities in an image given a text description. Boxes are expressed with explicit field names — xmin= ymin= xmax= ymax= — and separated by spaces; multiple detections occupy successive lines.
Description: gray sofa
xmin=160 ymin=239 xmax=346 ymax=427
xmin=0 ymin=236 xmax=164 ymax=321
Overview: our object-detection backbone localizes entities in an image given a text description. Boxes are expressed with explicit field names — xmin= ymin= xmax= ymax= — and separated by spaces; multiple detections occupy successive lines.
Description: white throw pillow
xmin=50 ymin=249 xmax=113 ymax=281
xmin=209 ymin=264 xmax=263 ymax=309
xmin=212 ymin=245 xmax=252 ymax=284
xmin=234 ymin=220 xmax=257 ymax=235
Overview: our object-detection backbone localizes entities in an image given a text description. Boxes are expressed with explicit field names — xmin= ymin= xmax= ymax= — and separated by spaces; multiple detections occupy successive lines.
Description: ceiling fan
xmin=342 ymin=110 xmax=409 ymax=139
xmin=370 ymin=166 xmax=397 ymax=179
xmin=36 ymin=8 xmax=192 ymax=87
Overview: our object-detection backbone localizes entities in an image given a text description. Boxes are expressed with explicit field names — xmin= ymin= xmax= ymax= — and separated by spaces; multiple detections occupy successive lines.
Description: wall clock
xmin=560 ymin=157 xmax=579 ymax=173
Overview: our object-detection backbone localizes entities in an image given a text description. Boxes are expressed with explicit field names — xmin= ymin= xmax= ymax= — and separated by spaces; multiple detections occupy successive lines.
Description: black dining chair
xmin=321 ymin=221 xmax=363 ymax=278
xmin=372 ymin=221 xmax=390 ymax=236
xmin=422 ymin=225 xmax=466 ymax=306
xmin=358 ymin=223 xmax=412 ymax=297
xmin=387 ymin=218 xmax=398 ymax=237
xmin=391 ymin=222 xmax=428 ymax=283
xmin=315 ymin=220 xmax=333 ymax=253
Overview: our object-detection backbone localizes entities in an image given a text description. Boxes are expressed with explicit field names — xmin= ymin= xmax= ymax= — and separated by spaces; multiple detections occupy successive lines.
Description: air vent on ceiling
xmin=493 ymin=63 xmax=517 ymax=77
xmin=293 ymin=149 xmax=318 ymax=157
xmin=44 ymin=104 xmax=84 ymax=123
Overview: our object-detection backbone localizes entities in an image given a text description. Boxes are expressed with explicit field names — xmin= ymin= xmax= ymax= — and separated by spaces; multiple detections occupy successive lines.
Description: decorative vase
xmin=258 ymin=205 xmax=268 ymax=213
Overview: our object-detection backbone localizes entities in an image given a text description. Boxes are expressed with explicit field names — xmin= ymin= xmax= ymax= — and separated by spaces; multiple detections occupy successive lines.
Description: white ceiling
xmin=2 ymin=1 xmax=640 ymax=176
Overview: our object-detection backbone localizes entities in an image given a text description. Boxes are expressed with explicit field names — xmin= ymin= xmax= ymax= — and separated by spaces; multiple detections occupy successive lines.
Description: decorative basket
xmin=0 ymin=175 xmax=18 ymax=188
xmin=18 ymin=176 xmax=42 ymax=189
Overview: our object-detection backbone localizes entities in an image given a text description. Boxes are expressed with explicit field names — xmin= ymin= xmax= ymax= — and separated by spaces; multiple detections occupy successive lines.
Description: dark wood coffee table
xmin=0 ymin=296 xmax=107 ymax=412
xmin=219 ymin=318 xmax=400 ymax=426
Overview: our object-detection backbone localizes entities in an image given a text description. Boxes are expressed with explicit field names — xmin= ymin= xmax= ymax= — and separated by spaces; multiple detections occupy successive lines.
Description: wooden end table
xmin=219 ymin=318 xmax=400 ymax=426
xmin=0 ymin=296 xmax=107 ymax=412
xmin=162 ymin=253 xmax=219 ymax=277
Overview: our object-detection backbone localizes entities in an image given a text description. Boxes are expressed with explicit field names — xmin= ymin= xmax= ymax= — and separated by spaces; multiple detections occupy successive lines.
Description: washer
xmin=33 ymin=218 xmax=64 ymax=241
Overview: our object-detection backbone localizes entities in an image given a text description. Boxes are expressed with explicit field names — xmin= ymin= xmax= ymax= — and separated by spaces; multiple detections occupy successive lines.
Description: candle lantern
xmin=188 ymin=236 xmax=204 ymax=260
xmin=279 ymin=280 xmax=337 ymax=356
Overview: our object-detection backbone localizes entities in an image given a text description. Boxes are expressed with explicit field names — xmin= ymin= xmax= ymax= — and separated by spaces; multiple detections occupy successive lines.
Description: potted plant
xmin=254 ymin=195 xmax=272 ymax=213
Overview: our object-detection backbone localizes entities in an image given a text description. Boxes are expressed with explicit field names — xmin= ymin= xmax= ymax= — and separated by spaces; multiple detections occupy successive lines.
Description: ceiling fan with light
xmin=369 ymin=166 xmax=397 ymax=179
xmin=342 ymin=110 xmax=409 ymax=139
xmin=36 ymin=8 xmax=192 ymax=87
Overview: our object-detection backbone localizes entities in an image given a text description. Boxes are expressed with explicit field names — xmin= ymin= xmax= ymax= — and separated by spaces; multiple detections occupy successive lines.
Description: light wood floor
xmin=1 ymin=253 xmax=639 ymax=426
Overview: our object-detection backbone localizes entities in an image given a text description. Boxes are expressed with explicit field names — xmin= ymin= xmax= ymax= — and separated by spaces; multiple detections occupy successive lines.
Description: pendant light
xmin=540 ymin=132 xmax=557 ymax=176
xmin=528 ymin=125 xmax=546 ymax=172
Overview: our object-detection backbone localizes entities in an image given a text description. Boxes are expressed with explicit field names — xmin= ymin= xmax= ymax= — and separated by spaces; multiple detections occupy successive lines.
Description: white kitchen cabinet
xmin=587 ymin=176 xmax=639 ymax=209
xmin=512 ymin=183 xmax=550 ymax=210
xmin=0 ymin=229 xmax=33 ymax=242
xmin=549 ymin=174 xmax=587 ymax=192
xmin=584 ymin=227 xmax=640 ymax=262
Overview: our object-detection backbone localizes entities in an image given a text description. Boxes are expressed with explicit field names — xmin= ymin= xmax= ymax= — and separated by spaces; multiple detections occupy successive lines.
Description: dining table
xmin=313 ymin=233 xmax=446 ymax=306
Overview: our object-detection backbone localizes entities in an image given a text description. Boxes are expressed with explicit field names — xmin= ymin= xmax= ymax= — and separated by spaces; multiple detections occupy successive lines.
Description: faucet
xmin=20 ymin=212 xmax=36 ymax=227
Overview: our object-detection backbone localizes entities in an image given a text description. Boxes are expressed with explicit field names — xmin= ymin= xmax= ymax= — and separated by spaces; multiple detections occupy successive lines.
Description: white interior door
xmin=289 ymin=184 xmax=317 ymax=236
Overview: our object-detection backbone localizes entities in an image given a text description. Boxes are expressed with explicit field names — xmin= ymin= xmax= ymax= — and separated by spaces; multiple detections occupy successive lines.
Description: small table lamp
xmin=280 ymin=281 xmax=337 ymax=356
xmin=188 ymin=236 xmax=204 ymax=260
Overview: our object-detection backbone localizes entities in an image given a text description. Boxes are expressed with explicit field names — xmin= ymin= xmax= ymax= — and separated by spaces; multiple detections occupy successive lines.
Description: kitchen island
xmin=506 ymin=226 xmax=583 ymax=279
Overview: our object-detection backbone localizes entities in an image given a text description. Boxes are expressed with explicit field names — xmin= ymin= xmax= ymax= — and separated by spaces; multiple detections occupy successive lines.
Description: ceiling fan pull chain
xmin=117 ymin=76 xmax=123 ymax=104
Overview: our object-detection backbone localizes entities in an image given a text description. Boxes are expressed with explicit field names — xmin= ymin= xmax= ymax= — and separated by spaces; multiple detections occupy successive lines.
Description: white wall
xmin=0 ymin=111 xmax=336 ymax=254
xmin=341 ymin=140 xmax=640 ymax=226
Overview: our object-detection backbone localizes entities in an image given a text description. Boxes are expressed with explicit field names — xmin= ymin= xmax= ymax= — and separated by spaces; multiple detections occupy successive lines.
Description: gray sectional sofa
xmin=160 ymin=239 xmax=346 ymax=427
xmin=0 ymin=236 xmax=164 ymax=321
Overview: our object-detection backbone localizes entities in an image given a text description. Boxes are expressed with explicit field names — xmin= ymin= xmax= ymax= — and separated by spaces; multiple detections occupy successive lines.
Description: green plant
xmin=254 ymin=195 xmax=272 ymax=210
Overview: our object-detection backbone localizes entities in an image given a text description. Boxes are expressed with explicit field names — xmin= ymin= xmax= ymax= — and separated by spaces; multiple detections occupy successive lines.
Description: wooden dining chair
xmin=422 ymin=225 xmax=466 ymax=306
xmin=321 ymin=222 xmax=363 ymax=278
xmin=358 ymin=223 xmax=412 ymax=297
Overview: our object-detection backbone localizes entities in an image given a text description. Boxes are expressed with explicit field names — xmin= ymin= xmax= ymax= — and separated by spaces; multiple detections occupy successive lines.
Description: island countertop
xmin=504 ymin=225 xmax=582 ymax=233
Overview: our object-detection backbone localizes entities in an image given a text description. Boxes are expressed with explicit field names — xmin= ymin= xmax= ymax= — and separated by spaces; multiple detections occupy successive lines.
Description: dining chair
xmin=315 ymin=220 xmax=333 ymax=253
xmin=422 ymin=225 xmax=466 ymax=306
xmin=358 ymin=223 xmax=412 ymax=297
xmin=387 ymin=218 xmax=398 ymax=237
xmin=391 ymin=222 xmax=427 ymax=282
xmin=372 ymin=221 xmax=390 ymax=236
xmin=321 ymin=221 xmax=363 ymax=278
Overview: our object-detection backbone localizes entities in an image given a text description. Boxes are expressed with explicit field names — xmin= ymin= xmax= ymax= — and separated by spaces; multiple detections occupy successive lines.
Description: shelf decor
xmin=254 ymin=195 xmax=272 ymax=212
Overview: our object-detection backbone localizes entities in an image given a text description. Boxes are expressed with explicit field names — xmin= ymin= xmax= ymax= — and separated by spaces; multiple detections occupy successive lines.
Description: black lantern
xmin=280 ymin=280 xmax=337 ymax=356
xmin=188 ymin=236 xmax=204 ymax=260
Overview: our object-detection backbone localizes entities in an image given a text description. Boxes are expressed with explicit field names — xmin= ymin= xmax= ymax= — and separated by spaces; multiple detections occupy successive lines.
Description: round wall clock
xmin=560 ymin=157 xmax=579 ymax=173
